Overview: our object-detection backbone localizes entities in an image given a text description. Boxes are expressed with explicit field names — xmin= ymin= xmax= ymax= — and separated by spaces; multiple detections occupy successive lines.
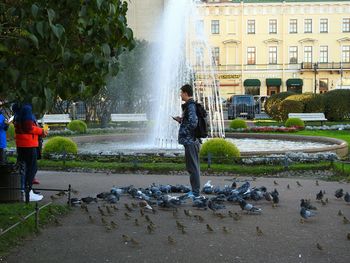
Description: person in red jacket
xmin=12 ymin=103 xmax=48 ymax=202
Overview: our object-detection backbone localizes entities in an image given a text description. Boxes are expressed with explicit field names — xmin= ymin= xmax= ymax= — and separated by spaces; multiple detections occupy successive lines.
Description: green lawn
xmin=0 ymin=203 xmax=70 ymax=256
xmin=254 ymin=120 xmax=350 ymax=127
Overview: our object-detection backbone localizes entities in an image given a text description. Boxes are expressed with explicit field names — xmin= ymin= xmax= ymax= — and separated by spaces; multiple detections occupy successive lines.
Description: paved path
xmin=2 ymin=171 xmax=350 ymax=263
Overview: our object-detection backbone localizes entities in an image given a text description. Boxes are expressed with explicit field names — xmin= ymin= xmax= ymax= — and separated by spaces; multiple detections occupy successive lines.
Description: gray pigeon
xmin=344 ymin=192 xmax=350 ymax=203
xmin=238 ymin=199 xmax=262 ymax=213
xmin=300 ymin=207 xmax=316 ymax=219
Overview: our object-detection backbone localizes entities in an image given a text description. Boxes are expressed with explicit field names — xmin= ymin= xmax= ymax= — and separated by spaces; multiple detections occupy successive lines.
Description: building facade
xmin=194 ymin=0 xmax=350 ymax=98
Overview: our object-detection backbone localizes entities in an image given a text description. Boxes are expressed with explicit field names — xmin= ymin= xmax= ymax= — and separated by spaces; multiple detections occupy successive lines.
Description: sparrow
xmin=206 ymin=224 xmax=214 ymax=232
xmin=122 ymin=234 xmax=130 ymax=242
xmin=256 ymin=226 xmax=263 ymax=236
xmin=168 ymin=235 xmax=176 ymax=244
xmin=296 ymin=181 xmax=302 ymax=187
xmin=316 ymin=243 xmax=323 ymax=250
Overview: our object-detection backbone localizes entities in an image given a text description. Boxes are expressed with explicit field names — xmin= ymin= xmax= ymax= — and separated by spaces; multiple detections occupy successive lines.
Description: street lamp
xmin=313 ymin=63 xmax=318 ymax=94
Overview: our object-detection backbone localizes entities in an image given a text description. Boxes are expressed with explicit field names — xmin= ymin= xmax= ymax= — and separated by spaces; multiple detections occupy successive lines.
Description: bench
xmin=110 ymin=113 xmax=148 ymax=122
xmin=38 ymin=114 xmax=71 ymax=124
xmin=288 ymin=113 xmax=327 ymax=125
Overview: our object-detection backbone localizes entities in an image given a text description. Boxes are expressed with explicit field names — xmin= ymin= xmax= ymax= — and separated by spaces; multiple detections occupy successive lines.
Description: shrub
xmin=43 ymin=136 xmax=78 ymax=155
xmin=200 ymin=138 xmax=240 ymax=162
xmin=265 ymin=91 xmax=295 ymax=120
xmin=285 ymin=118 xmax=305 ymax=128
xmin=322 ymin=89 xmax=350 ymax=121
xmin=286 ymin=93 xmax=325 ymax=113
xmin=278 ymin=99 xmax=304 ymax=121
xmin=6 ymin=123 xmax=15 ymax=140
xmin=229 ymin=119 xmax=248 ymax=129
xmin=67 ymin=120 xmax=87 ymax=133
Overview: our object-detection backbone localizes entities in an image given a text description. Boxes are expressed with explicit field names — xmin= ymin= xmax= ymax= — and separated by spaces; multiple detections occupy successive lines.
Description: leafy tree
xmin=0 ymin=0 xmax=135 ymax=114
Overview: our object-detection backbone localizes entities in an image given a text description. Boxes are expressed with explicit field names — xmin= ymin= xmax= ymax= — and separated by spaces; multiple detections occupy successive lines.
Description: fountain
xmin=149 ymin=0 xmax=224 ymax=149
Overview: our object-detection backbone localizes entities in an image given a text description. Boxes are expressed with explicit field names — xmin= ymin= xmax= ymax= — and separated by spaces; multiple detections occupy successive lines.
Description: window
xmin=289 ymin=19 xmax=297 ymax=33
xmin=342 ymin=45 xmax=350 ymax=63
xmin=212 ymin=47 xmax=220 ymax=65
xmin=289 ymin=46 xmax=298 ymax=64
xmin=195 ymin=47 xmax=204 ymax=66
xmin=320 ymin=46 xmax=328 ymax=63
xmin=319 ymin=79 xmax=328 ymax=93
xmin=196 ymin=20 xmax=204 ymax=36
xmin=247 ymin=20 xmax=255 ymax=34
xmin=320 ymin=18 xmax=328 ymax=33
xmin=269 ymin=19 xmax=277 ymax=34
xmin=304 ymin=46 xmax=312 ymax=63
xmin=247 ymin=47 xmax=256 ymax=65
xmin=304 ymin=19 xmax=312 ymax=33
xmin=269 ymin=46 xmax=277 ymax=64
xmin=211 ymin=20 xmax=220 ymax=34
xmin=343 ymin=18 xmax=350 ymax=33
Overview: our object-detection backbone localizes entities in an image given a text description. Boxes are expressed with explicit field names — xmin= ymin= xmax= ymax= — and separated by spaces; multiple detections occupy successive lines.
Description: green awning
xmin=266 ymin=78 xmax=282 ymax=86
xmin=243 ymin=79 xmax=261 ymax=86
xmin=286 ymin=78 xmax=303 ymax=87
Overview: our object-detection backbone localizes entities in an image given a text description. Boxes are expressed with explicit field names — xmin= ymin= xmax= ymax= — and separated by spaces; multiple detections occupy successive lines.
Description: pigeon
xmin=316 ymin=190 xmax=323 ymax=201
xmin=300 ymin=199 xmax=317 ymax=210
xmin=192 ymin=196 xmax=208 ymax=209
xmin=270 ymin=189 xmax=279 ymax=204
xmin=335 ymin=188 xmax=344 ymax=199
xmin=202 ymin=180 xmax=214 ymax=194
xmin=208 ymin=200 xmax=226 ymax=211
xmin=238 ymin=199 xmax=262 ymax=213
xmin=300 ymin=207 xmax=316 ymax=219
xmin=344 ymin=192 xmax=350 ymax=203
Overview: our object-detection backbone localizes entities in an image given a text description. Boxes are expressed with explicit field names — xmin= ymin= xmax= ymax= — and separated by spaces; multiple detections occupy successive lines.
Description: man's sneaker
xmin=23 ymin=190 xmax=43 ymax=202
xmin=187 ymin=191 xmax=195 ymax=199
xmin=32 ymin=178 xmax=40 ymax=185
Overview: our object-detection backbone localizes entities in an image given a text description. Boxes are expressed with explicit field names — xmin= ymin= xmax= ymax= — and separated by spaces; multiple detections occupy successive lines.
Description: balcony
xmin=301 ymin=62 xmax=350 ymax=71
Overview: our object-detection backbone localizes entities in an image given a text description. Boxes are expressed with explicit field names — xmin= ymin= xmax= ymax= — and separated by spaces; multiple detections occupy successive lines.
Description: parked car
xmin=227 ymin=95 xmax=256 ymax=120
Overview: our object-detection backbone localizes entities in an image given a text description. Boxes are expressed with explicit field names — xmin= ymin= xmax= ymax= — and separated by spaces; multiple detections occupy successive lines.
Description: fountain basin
xmin=71 ymin=133 xmax=348 ymax=157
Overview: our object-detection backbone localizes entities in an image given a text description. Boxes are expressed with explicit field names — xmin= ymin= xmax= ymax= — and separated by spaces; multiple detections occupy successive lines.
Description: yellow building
xmin=194 ymin=0 xmax=350 ymax=98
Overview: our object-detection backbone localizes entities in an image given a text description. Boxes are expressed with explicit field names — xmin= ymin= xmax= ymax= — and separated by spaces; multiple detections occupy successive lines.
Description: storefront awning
xmin=286 ymin=78 xmax=303 ymax=87
xmin=266 ymin=78 xmax=282 ymax=86
xmin=243 ymin=79 xmax=261 ymax=87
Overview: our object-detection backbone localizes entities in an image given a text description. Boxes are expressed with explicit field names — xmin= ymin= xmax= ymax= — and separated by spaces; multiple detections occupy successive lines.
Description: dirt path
xmin=2 ymin=171 xmax=350 ymax=263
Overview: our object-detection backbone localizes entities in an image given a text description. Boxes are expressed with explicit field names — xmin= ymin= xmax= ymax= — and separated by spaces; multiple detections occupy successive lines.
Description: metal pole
xmin=314 ymin=63 xmax=317 ymax=94
xmin=68 ymin=184 xmax=71 ymax=207
xmin=35 ymin=202 xmax=39 ymax=231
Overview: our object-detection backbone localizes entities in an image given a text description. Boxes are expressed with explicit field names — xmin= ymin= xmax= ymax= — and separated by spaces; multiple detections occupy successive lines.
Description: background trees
xmin=0 ymin=0 xmax=135 ymax=114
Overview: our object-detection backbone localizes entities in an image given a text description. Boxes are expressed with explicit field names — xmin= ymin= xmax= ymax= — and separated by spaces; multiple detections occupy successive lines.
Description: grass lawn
xmin=254 ymin=119 xmax=350 ymax=127
xmin=0 ymin=203 xmax=70 ymax=256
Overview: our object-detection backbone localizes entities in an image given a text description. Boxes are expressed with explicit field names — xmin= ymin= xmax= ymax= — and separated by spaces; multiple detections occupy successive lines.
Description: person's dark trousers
xmin=17 ymin=147 xmax=37 ymax=192
xmin=0 ymin=148 xmax=6 ymax=164
xmin=184 ymin=141 xmax=201 ymax=196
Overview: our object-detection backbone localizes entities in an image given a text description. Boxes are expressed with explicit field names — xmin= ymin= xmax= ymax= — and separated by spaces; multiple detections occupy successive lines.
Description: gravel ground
xmin=2 ymin=171 xmax=350 ymax=263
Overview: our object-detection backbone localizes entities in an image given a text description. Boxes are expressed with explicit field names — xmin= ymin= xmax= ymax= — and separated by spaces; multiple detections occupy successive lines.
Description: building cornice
xmin=298 ymin=38 xmax=318 ymax=43
xmin=263 ymin=38 xmax=282 ymax=44
xmin=223 ymin=39 xmax=241 ymax=44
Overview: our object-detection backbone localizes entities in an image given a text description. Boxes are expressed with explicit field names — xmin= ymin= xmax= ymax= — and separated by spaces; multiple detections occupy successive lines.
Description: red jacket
xmin=15 ymin=120 xmax=44 ymax=148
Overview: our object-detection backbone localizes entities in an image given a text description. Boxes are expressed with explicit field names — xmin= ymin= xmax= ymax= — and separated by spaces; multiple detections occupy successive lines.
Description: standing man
xmin=173 ymin=84 xmax=201 ymax=198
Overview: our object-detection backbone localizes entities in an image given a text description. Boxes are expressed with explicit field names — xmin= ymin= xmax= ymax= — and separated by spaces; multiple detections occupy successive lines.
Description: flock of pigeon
xmin=63 ymin=178 xmax=350 ymax=248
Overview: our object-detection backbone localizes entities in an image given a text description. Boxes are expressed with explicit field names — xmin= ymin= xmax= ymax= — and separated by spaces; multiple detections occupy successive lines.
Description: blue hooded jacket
xmin=0 ymin=112 xmax=8 ymax=149
xmin=178 ymin=98 xmax=198 ymax=145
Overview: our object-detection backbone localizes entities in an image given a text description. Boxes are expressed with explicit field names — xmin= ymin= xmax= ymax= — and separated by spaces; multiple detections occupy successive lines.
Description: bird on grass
xmin=300 ymin=207 xmax=316 ymax=220
xmin=256 ymin=226 xmax=263 ymax=236
xmin=316 ymin=190 xmax=324 ymax=201
xmin=335 ymin=188 xmax=344 ymax=199
xmin=206 ymin=224 xmax=214 ymax=232
xmin=239 ymin=199 xmax=262 ymax=214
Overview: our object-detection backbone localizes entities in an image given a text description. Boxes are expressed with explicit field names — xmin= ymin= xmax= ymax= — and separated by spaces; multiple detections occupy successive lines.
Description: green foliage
xmin=229 ymin=119 xmax=248 ymax=129
xmin=6 ymin=123 xmax=15 ymax=140
xmin=285 ymin=118 xmax=305 ymax=128
xmin=265 ymin=91 xmax=295 ymax=120
xmin=67 ymin=120 xmax=87 ymax=133
xmin=0 ymin=0 xmax=135 ymax=114
xmin=278 ymin=99 xmax=304 ymax=121
xmin=322 ymin=89 xmax=350 ymax=121
xmin=43 ymin=136 xmax=77 ymax=154
xmin=200 ymin=138 xmax=240 ymax=161
xmin=286 ymin=93 xmax=325 ymax=113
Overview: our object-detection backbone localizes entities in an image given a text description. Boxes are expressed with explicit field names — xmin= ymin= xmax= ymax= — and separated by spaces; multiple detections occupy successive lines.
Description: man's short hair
xmin=180 ymin=84 xmax=193 ymax=97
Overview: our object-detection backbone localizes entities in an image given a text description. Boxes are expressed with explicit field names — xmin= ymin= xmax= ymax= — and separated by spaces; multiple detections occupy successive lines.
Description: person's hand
xmin=172 ymin=116 xmax=182 ymax=123
xmin=43 ymin=129 xmax=49 ymax=137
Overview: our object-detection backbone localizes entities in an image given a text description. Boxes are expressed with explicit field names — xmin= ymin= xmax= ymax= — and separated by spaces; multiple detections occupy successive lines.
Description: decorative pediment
xmin=337 ymin=37 xmax=350 ymax=42
xmin=298 ymin=38 xmax=318 ymax=43
xmin=222 ymin=39 xmax=241 ymax=45
xmin=263 ymin=38 xmax=282 ymax=44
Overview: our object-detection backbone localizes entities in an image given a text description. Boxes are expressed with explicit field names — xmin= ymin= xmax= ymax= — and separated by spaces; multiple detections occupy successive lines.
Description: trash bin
xmin=0 ymin=163 xmax=22 ymax=202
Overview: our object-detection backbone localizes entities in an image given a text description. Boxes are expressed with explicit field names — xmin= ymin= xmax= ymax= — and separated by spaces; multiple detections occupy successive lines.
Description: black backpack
xmin=194 ymin=102 xmax=208 ymax=139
